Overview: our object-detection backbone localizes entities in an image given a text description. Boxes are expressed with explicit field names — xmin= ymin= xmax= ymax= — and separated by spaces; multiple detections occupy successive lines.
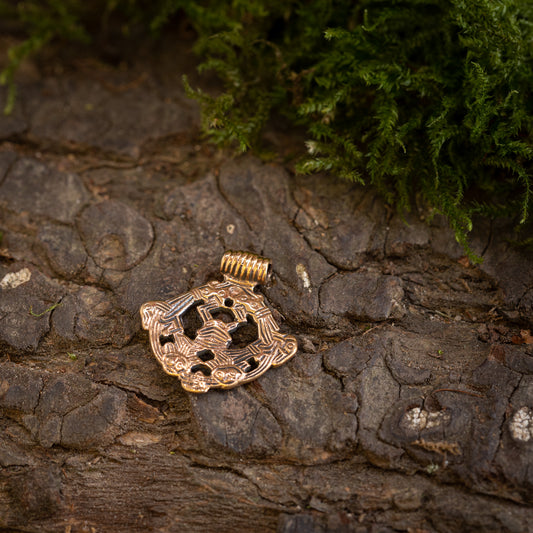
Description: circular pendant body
xmin=140 ymin=252 xmax=297 ymax=393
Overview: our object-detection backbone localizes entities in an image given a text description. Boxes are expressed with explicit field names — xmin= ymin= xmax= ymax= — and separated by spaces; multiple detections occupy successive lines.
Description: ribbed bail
xmin=220 ymin=250 xmax=271 ymax=285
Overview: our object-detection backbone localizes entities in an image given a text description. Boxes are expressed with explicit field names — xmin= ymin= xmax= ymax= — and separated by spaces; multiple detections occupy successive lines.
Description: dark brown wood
xmin=1 ymin=38 xmax=533 ymax=532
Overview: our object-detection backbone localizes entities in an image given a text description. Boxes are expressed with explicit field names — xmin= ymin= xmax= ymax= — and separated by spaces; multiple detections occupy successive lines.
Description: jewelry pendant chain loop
xmin=220 ymin=250 xmax=271 ymax=286
xmin=141 ymin=251 xmax=297 ymax=393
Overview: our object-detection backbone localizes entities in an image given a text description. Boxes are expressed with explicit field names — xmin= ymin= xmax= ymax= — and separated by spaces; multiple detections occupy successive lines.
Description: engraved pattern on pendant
xmin=141 ymin=275 xmax=297 ymax=393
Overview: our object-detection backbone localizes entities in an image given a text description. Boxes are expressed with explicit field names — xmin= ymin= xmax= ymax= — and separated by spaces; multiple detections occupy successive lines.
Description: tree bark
xmin=1 ymin=39 xmax=532 ymax=533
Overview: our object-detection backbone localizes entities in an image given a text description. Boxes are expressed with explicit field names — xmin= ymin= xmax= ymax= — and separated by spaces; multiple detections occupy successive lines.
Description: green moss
xmin=29 ymin=302 xmax=62 ymax=317
xmin=2 ymin=0 xmax=532 ymax=258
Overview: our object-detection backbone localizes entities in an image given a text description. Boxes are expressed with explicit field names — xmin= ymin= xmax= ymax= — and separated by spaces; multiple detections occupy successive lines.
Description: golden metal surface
xmin=140 ymin=251 xmax=298 ymax=393
xmin=220 ymin=250 xmax=270 ymax=285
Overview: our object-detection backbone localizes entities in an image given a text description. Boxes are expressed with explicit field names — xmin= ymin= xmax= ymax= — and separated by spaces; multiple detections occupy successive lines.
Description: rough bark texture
xmin=1 ymin=38 xmax=533 ymax=533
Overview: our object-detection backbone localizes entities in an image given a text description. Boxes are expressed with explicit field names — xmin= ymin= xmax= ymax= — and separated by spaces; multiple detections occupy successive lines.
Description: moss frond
xmin=1 ymin=0 xmax=532 ymax=259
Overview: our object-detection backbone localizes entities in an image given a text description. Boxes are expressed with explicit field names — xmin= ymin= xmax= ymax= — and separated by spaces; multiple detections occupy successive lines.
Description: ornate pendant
xmin=140 ymin=251 xmax=298 ymax=393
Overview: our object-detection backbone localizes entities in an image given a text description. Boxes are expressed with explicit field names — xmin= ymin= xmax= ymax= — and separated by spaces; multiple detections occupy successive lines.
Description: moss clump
xmin=2 ymin=1 xmax=532 ymax=258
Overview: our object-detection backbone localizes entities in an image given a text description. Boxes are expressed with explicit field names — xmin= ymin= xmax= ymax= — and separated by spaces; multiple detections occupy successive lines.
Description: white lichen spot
xmin=426 ymin=463 xmax=439 ymax=474
xmin=401 ymin=406 xmax=450 ymax=432
xmin=226 ymin=224 xmax=235 ymax=235
xmin=510 ymin=406 xmax=533 ymax=442
xmin=425 ymin=410 xmax=450 ymax=429
xmin=403 ymin=407 xmax=427 ymax=430
xmin=0 ymin=268 xmax=31 ymax=289
xmin=296 ymin=263 xmax=311 ymax=291
xmin=118 ymin=432 xmax=162 ymax=447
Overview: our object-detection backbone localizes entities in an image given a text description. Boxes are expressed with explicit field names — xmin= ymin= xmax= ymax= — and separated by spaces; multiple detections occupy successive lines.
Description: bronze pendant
xmin=140 ymin=251 xmax=298 ymax=393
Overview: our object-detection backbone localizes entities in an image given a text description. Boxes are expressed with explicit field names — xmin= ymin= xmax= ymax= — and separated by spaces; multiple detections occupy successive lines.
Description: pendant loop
xmin=220 ymin=250 xmax=271 ymax=286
